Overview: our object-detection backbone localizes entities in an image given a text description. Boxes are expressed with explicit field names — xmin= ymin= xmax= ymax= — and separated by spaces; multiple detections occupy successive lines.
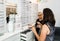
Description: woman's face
xmin=38 ymin=12 xmax=44 ymax=21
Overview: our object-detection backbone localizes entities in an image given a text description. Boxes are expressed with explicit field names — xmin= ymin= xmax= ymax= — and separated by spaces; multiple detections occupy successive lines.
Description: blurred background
xmin=0 ymin=0 xmax=60 ymax=41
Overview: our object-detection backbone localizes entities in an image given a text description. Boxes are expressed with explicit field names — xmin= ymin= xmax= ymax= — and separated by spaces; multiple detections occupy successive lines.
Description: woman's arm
xmin=31 ymin=25 xmax=48 ymax=41
xmin=39 ymin=25 xmax=48 ymax=41
xmin=31 ymin=26 xmax=40 ymax=40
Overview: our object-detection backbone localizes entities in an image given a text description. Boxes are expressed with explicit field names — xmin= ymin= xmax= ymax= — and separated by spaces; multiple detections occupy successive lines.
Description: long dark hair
xmin=43 ymin=8 xmax=56 ymax=26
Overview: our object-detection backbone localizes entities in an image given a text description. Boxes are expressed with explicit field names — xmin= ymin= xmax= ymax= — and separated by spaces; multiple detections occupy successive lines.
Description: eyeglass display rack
xmin=20 ymin=0 xmax=38 ymax=27
xmin=0 ymin=0 xmax=6 ymax=36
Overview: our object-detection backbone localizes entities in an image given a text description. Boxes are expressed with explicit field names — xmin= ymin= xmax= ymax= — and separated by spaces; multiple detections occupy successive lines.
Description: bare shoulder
xmin=40 ymin=24 xmax=48 ymax=35
xmin=41 ymin=24 xmax=49 ymax=32
xmin=42 ymin=24 xmax=48 ymax=29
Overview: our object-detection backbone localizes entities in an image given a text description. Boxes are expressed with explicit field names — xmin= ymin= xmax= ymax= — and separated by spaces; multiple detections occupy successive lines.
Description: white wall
xmin=38 ymin=0 xmax=60 ymax=27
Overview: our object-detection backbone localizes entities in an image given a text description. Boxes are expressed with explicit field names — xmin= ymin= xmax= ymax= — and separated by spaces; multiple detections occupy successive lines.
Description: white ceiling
xmin=5 ymin=0 xmax=17 ymax=6
xmin=5 ymin=0 xmax=17 ymax=4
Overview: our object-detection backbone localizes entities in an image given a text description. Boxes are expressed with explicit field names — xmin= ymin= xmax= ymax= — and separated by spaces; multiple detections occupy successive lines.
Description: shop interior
xmin=0 ymin=0 xmax=60 ymax=41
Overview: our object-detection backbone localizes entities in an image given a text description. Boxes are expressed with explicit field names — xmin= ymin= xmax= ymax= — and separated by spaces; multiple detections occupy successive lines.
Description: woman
xmin=31 ymin=8 xmax=56 ymax=41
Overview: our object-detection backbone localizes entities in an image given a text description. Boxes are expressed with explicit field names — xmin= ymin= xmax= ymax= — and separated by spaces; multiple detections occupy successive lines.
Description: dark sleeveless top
xmin=45 ymin=22 xmax=55 ymax=41
xmin=36 ymin=22 xmax=55 ymax=41
xmin=35 ymin=19 xmax=55 ymax=41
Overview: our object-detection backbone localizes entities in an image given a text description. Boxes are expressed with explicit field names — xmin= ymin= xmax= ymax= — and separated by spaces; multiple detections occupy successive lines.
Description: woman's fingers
xmin=31 ymin=26 xmax=36 ymax=32
xmin=28 ymin=24 xmax=34 ymax=29
xmin=37 ymin=22 xmax=40 ymax=24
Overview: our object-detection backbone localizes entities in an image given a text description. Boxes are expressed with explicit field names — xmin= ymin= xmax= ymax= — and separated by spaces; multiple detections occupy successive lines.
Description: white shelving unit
xmin=0 ymin=0 xmax=37 ymax=41
xmin=0 ymin=0 xmax=6 ymax=35
xmin=20 ymin=0 xmax=38 ymax=27
xmin=17 ymin=0 xmax=38 ymax=30
xmin=16 ymin=0 xmax=38 ymax=41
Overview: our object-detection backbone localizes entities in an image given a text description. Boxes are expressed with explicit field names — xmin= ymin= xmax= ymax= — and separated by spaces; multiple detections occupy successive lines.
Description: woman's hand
xmin=37 ymin=22 xmax=42 ymax=28
xmin=31 ymin=26 xmax=36 ymax=33
xmin=28 ymin=24 xmax=36 ymax=33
